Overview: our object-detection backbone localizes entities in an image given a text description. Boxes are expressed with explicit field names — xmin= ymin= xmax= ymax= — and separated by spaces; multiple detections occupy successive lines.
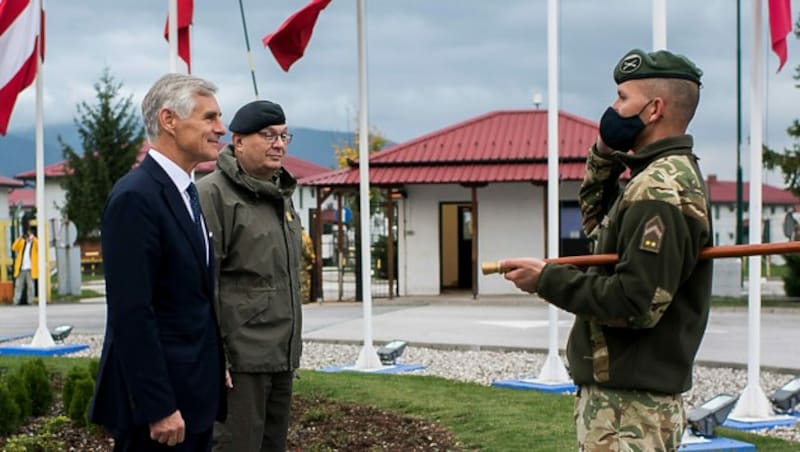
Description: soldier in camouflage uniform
xmin=503 ymin=49 xmax=712 ymax=451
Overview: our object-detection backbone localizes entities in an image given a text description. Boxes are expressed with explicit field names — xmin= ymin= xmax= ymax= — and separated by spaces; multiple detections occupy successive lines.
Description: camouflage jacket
xmin=537 ymin=135 xmax=713 ymax=394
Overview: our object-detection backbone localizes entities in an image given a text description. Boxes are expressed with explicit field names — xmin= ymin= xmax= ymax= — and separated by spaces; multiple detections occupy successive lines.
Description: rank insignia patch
xmin=640 ymin=215 xmax=665 ymax=254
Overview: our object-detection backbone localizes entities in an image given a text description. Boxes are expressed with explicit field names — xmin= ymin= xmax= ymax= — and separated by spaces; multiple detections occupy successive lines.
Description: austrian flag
xmin=0 ymin=0 xmax=41 ymax=135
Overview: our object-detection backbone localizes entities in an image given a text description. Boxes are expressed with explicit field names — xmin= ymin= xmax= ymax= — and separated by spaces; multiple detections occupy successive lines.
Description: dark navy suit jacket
xmin=90 ymin=154 xmax=225 ymax=437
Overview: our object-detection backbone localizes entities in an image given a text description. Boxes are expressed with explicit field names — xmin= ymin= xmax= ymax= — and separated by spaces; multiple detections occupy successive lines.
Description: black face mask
xmin=598 ymin=99 xmax=654 ymax=151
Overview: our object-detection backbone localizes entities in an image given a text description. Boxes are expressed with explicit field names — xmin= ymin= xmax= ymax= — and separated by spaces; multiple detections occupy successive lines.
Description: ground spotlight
xmin=377 ymin=340 xmax=408 ymax=365
xmin=769 ymin=376 xmax=800 ymax=414
xmin=686 ymin=393 xmax=739 ymax=437
xmin=51 ymin=325 xmax=74 ymax=343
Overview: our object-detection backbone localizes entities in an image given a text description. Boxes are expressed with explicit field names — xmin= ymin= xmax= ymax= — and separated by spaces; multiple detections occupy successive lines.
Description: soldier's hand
xmin=502 ymin=258 xmax=547 ymax=294
xmin=595 ymin=136 xmax=613 ymax=156
xmin=149 ymin=410 xmax=185 ymax=446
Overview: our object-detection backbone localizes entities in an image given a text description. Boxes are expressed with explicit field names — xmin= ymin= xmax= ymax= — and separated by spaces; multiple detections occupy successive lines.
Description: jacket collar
xmin=613 ymin=135 xmax=695 ymax=178
xmin=216 ymin=145 xmax=297 ymax=201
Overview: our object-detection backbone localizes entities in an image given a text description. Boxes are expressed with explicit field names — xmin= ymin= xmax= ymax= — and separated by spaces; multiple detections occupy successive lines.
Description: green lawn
xmin=0 ymin=359 xmax=797 ymax=451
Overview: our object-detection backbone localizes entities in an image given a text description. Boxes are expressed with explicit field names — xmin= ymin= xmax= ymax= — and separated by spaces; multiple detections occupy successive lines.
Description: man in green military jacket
xmin=503 ymin=48 xmax=713 ymax=451
xmin=198 ymin=100 xmax=303 ymax=452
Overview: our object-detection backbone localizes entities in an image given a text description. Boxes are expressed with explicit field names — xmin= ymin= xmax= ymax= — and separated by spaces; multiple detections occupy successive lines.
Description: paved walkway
xmin=2 ymin=284 xmax=798 ymax=371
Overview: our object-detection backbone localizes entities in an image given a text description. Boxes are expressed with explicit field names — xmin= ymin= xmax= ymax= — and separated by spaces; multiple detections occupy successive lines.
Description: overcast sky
xmin=5 ymin=0 xmax=800 ymax=184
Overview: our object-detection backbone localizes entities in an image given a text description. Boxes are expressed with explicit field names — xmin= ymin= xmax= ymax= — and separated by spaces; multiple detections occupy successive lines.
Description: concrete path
xmin=3 ymin=291 xmax=796 ymax=371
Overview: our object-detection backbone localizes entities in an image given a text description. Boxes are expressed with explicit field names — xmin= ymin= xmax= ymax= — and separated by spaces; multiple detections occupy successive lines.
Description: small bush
xmin=20 ymin=359 xmax=54 ymax=416
xmin=3 ymin=430 xmax=65 ymax=452
xmin=68 ymin=377 xmax=95 ymax=427
xmin=88 ymin=358 xmax=100 ymax=381
xmin=41 ymin=415 xmax=70 ymax=435
xmin=0 ymin=382 xmax=22 ymax=436
xmin=62 ymin=365 xmax=91 ymax=413
xmin=783 ymin=254 xmax=800 ymax=297
xmin=5 ymin=371 xmax=32 ymax=419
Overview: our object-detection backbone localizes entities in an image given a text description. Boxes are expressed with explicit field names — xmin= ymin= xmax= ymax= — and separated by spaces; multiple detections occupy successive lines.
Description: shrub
xmin=0 ymin=382 xmax=22 ymax=436
xmin=3 ymin=429 xmax=65 ymax=452
xmin=5 ymin=371 xmax=32 ymax=420
xmin=62 ymin=365 xmax=91 ymax=413
xmin=88 ymin=358 xmax=100 ymax=381
xmin=20 ymin=359 xmax=54 ymax=416
xmin=68 ymin=377 xmax=96 ymax=427
xmin=782 ymin=254 xmax=800 ymax=297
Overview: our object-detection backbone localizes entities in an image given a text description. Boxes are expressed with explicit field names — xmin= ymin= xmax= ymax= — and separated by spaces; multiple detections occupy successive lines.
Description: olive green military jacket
xmin=537 ymin=135 xmax=713 ymax=394
xmin=197 ymin=146 xmax=303 ymax=373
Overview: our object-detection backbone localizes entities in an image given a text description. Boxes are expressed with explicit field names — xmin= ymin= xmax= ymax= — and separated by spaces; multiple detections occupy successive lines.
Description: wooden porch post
xmin=471 ymin=185 xmax=478 ymax=299
xmin=386 ymin=188 xmax=395 ymax=299
xmin=315 ymin=186 xmax=324 ymax=302
xmin=337 ymin=192 xmax=344 ymax=301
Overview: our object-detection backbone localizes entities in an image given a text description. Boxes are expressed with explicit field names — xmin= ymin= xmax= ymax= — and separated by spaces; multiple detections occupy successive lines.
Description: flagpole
xmin=730 ymin=0 xmax=772 ymax=420
xmin=537 ymin=0 xmax=570 ymax=384
xmin=30 ymin=0 xmax=54 ymax=348
xmin=168 ymin=0 xmax=178 ymax=72
xmin=353 ymin=0 xmax=381 ymax=370
xmin=237 ymin=0 xmax=260 ymax=99
xmin=652 ymin=0 xmax=667 ymax=50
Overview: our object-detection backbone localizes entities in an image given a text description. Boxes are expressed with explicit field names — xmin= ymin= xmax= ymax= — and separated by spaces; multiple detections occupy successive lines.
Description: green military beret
xmin=613 ymin=48 xmax=702 ymax=85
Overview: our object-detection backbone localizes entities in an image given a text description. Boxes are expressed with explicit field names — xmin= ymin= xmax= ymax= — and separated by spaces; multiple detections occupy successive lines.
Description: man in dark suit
xmin=90 ymin=73 xmax=227 ymax=451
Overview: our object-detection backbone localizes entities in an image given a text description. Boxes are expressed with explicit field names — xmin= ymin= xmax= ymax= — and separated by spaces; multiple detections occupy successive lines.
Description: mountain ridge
xmin=0 ymin=123 xmax=352 ymax=178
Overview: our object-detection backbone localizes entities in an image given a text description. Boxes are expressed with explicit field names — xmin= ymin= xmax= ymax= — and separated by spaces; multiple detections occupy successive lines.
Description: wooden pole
xmin=482 ymin=241 xmax=800 ymax=274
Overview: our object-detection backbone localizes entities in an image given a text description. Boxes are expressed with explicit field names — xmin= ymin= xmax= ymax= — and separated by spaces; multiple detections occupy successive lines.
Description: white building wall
xmin=399 ymin=184 xmax=466 ymax=295
xmin=0 ymin=190 xmax=9 ymax=220
xmin=398 ymin=182 xmax=556 ymax=296
xmin=477 ymin=183 xmax=545 ymax=295
xmin=42 ymin=180 xmax=66 ymax=226
xmin=712 ymin=202 xmax=795 ymax=246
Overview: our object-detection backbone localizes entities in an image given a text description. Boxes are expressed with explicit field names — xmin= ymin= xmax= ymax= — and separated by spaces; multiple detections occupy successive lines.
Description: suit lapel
xmin=141 ymin=156 xmax=208 ymax=273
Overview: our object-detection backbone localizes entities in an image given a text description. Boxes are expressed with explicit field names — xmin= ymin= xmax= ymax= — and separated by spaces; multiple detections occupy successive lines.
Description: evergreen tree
xmin=60 ymin=68 xmax=144 ymax=241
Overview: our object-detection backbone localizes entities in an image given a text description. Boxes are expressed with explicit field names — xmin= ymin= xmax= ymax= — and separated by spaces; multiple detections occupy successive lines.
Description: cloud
xmin=3 ymin=0 xmax=800 ymax=184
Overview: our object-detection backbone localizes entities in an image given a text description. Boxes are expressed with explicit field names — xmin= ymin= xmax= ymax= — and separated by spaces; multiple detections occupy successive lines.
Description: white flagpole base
xmin=729 ymin=382 xmax=772 ymax=420
xmin=353 ymin=343 xmax=382 ymax=370
xmin=29 ymin=324 xmax=55 ymax=348
xmin=537 ymin=351 xmax=571 ymax=383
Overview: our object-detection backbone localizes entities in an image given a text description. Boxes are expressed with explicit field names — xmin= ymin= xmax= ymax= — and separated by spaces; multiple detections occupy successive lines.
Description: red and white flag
xmin=164 ymin=0 xmax=193 ymax=72
xmin=768 ymin=0 xmax=793 ymax=72
xmin=263 ymin=0 xmax=332 ymax=72
xmin=0 ymin=0 xmax=41 ymax=136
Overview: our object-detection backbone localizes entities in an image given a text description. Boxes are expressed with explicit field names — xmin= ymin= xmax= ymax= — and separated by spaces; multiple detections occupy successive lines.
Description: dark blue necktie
xmin=186 ymin=183 xmax=205 ymax=247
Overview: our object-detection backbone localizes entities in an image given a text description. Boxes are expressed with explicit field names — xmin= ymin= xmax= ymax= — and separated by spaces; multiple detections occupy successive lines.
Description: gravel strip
xmin=4 ymin=334 xmax=798 ymax=443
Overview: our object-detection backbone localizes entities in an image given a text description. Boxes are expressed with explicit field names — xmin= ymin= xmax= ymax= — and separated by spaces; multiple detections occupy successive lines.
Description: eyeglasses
xmin=256 ymin=131 xmax=293 ymax=144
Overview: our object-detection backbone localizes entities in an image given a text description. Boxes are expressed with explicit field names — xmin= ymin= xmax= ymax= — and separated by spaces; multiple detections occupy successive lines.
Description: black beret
xmin=613 ymin=48 xmax=702 ymax=86
xmin=228 ymin=100 xmax=286 ymax=135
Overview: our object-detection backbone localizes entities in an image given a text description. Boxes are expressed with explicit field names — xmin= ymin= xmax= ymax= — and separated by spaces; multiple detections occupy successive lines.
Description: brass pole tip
xmin=481 ymin=261 xmax=503 ymax=275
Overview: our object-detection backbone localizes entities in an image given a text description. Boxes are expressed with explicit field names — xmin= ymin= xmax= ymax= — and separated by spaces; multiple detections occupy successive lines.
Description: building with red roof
xmin=301 ymin=109 xmax=597 ymax=297
xmin=0 ymin=177 xmax=26 ymax=222
xmin=300 ymin=109 xmax=800 ymax=297
xmin=705 ymin=174 xmax=800 ymax=246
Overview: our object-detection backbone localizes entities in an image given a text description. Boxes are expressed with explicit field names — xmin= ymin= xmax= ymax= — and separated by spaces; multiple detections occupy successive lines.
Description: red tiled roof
xmin=706 ymin=175 xmax=800 ymax=204
xmin=300 ymin=162 xmax=588 ymax=186
xmin=0 ymin=176 xmax=24 ymax=187
xmin=8 ymin=188 xmax=34 ymax=206
xmin=370 ymin=109 xmax=596 ymax=165
xmin=15 ymin=161 xmax=72 ymax=180
xmin=300 ymin=109 xmax=596 ymax=186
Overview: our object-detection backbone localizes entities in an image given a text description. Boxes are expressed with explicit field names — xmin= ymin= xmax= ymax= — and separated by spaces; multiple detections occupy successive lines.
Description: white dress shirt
xmin=148 ymin=149 xmax=209 ymax=264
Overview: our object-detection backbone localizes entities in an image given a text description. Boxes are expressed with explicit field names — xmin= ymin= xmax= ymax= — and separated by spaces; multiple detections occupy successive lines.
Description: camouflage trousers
xmin=574 ymin=385 xmax=685 ymax=452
